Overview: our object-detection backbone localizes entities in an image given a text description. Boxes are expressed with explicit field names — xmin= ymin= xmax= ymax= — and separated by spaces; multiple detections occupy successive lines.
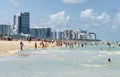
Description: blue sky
xmin=0 ymin=0 xmax=120 ymax=41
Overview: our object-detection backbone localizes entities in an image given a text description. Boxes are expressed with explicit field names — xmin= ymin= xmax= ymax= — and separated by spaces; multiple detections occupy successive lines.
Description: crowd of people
xmin=18 ymin=39 xmax=117 ymax=63
xmin=1 ymin=35 xmax=119 ymax=63
xmin=18 ymin=39 xmax=120 ymax=51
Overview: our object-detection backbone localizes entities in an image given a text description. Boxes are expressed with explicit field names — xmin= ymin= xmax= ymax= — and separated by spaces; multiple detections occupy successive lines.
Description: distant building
xmin=0 ymin=24 xmax=11 ymax=34
xmin=76 ymin=29 xmax=87 ymax=40
xmin=56 ymin=30 xmax=63 ymax=40
xmin=79 ymin=28 xmax=87 ymax=34
xmin=51 ymin=30 xmax=57 ymax=40
xmin=88 ymin=32 xmax=96 ymax=40
xmin=13 ymin=14 xmax=20 ymax=34
xmin=80 ymin=33 xmax=96 ymax=40
xmin=48 ymin=29 xmax=97 ymax=40
xmin=80 ymin=34 xmax=87 ymax=40
xmin=80 ymin=30 xmax=87 ymax=34
xmin=63 ymin=29 xmax=73 ymax=40
xmin=76 ymin=29 xmax=97 ymax=40
xmin=14 ymin=12 xmax=30 ymax=34
xmin=76 ymin=31 xmax=81 ymax=40
xmin=72 ymin=31 xmax=76 ymax=40
xmin=51 ymin=30 xmax=64 ymax=40
xmin=30 ymin=28 xmax=51 ymax=39
xmin=29 ymin=28 xmax=97 ymax=40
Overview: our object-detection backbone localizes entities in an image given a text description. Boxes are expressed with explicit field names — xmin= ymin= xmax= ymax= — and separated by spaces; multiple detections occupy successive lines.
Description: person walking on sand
xmin=20 ymin=41 xmax=24 ymax=51
xmin=35 ymin=42 xmax=37 ymax=49
xmin=40 ymin=41 xmax=45 ymax=49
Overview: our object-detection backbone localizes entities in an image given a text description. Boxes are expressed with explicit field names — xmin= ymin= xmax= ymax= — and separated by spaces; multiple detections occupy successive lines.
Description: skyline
xmin=0 ymin=0 xmax=120 ymax=41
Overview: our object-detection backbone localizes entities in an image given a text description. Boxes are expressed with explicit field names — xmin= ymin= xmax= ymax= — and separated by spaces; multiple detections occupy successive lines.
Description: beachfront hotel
xmin=0 ymin=24 xmax=11 ymax=35
xmin=30 ymin=27 xmax=51 ymax=39
xmin=50 ymin=29 xmax=96 ymax=40
xmin=14 ymin=12 xmax=30 ymax=34
xmin=51 ymin=30 xmax=64 ymax=40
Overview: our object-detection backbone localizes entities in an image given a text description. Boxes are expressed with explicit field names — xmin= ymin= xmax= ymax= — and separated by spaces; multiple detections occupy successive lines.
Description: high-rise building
xmin=51 ymin=30 xmax=57 ymax=40
xmin=88 ymin=32 xmax=96 ymax=40
xmin=76 ymin=29 xmax=88 ymax=40
xmin=13 ymin=14 xmax=20 ymax=34
xmin=0 ymin=24 xmax=11 ymax=34
xmin=14 ymin=12 xmax=30 ymax=34
xmin=20 ymin=12 xmax=30 ymax=34
xmin=63 ymin=29 xmax=73 ymax=40
xmin=72 ymin=31 xmax=76 ymax=40
xmin=30 ymin=28 xmax=51 ymax=39
xmin=56 ymin=31 xmax=64 ymax=40
xmin=51 ymin=30 xmax=66 ymax=40
xmin=76 ymin=31 xmax=81 ymax=40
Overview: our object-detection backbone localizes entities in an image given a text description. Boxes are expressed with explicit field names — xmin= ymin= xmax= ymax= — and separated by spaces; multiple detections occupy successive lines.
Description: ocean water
xmin=0 ymin=45 xmax=120 ymax=77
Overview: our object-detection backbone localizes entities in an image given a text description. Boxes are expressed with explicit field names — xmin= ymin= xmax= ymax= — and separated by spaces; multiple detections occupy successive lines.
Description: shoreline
xmin=0 ymin=40 xmax=58 ymax=57
xmin=0 ymin=40 xmax=119 ymax=57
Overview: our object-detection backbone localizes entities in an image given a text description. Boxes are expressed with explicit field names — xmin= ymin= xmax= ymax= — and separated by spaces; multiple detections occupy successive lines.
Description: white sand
xmin=0 ymin=41 xmax=57 ymax=56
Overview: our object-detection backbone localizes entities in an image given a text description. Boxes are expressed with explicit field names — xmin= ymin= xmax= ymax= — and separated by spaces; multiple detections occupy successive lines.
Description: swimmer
xmin=108 ymin=58 xmax=111 ymax=62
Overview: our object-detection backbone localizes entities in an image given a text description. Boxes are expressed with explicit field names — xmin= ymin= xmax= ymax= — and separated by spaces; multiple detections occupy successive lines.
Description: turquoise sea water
xmin=0 ymin=44 xmax=120 ymax=77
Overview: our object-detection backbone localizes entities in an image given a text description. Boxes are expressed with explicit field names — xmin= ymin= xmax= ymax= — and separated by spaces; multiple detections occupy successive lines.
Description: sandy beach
xmin=0 ymin=41 xmax=57 ymax=56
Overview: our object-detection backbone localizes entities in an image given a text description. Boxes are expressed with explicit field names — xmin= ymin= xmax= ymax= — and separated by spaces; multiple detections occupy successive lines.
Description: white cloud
xmin=79 ymin=9 xmax=120 ymax=41
xmin=112 ymin=12 xmax=120 ymax=29
xmin=79 ymin=8 xmax=120 ymax=39
xmin=80 ymin=9 xmax=94 ymax=18
xmin=32 ymin=11 xmax=70 ymax=29
xmin=79 ymin=9 xmax=112 ymax=29
xmin=97 ymin=12 xmax=108 ymax=20
xmin=32 ymin=9 xmax=120 ymax=33
xmin=48 ymin=11 xmax=70 ymax=28
xmin=80 ymin=9 xmax=110 ymax=21
xmin=62 ymin=0 xmax=88 ymax=4
xmin=9 ymin=0 xmax=18 ymax=5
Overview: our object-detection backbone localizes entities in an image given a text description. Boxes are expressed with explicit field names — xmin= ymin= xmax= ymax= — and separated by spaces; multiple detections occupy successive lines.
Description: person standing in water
xmin=20 ymin=41 xmax=24 ymax=51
